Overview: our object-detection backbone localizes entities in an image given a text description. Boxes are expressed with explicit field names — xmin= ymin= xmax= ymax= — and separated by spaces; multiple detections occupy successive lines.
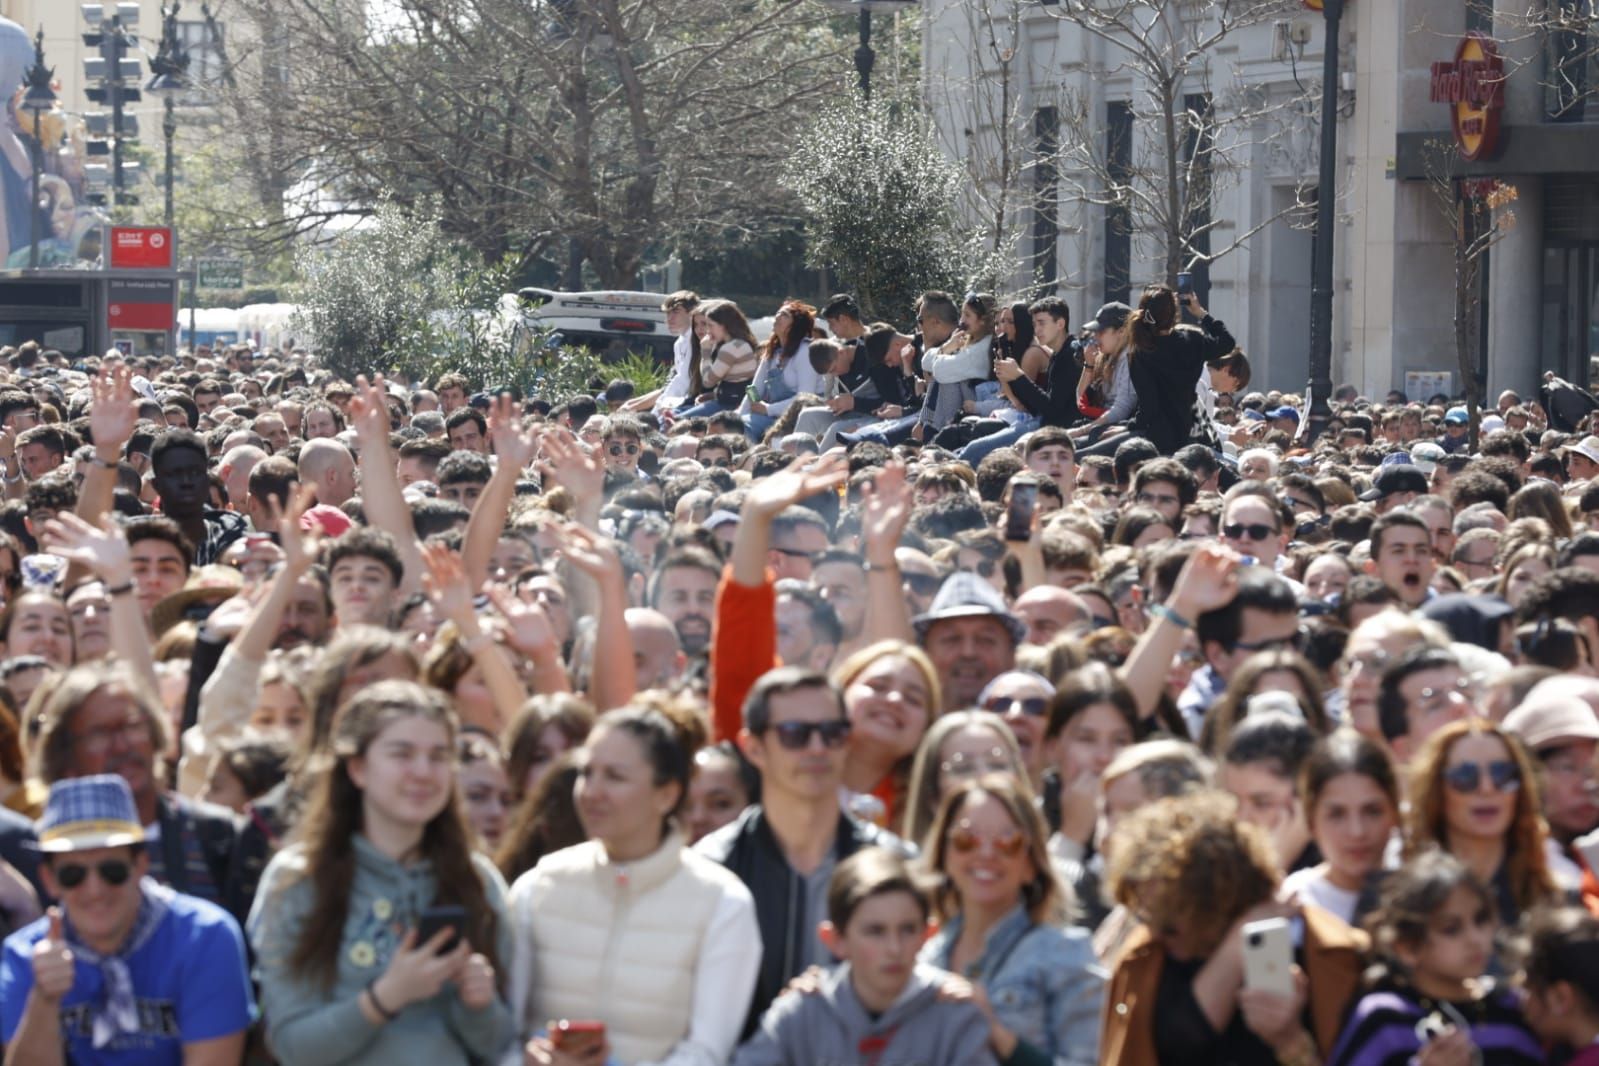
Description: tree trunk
xmin=1161 ymin=79 xmax=1183 ymax=287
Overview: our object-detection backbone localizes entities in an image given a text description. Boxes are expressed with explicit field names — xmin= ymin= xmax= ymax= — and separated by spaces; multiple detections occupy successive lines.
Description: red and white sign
xmin=109 ymin=226 xmax=175 ymax=270
xmin=108 ymin=278 xmax=176 ymax=331
xmin=1429 ymin=34 xmax=1505 ymax=162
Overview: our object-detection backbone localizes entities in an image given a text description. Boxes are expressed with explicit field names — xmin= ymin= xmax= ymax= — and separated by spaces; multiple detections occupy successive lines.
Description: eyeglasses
xmin=1232 ymin=630 xmax=1304 ymax=654
xmin=772 ymin=546 xmax=821 ymax=564
xmin=54 ymin=858 xmax=133 ymax=890
xmin=1223 ymin=523 xmax=1278 ymax=542
xmin=607 ymin=442 xmax=640 ymax=457
xmin=982 ymin=695 xmax=1048 ymax=718
xmin=903 ymin=573 xmax=943 ymax=596
xmin=71 ymin=717 xmax=148 ymax=755
xmin=1342 ymin=649 xmax=1391 ymax=674
xmin=940 ymin=748 xmax=1014 ymax=779
xmin=1413 ymin=678 xmax=1473 ymax=715
xmin=1443 ymin=759 xmax=1521 ymax=794
xmin=1453 ymin=554 xmax=1495 ymax=570
xmin=948 ymin=824 xmax=1027 ymax=857
xmin=767 ymin=719 xmax=852 ymax=751
xmin=1136 ymin=491 xmax=1180 ymax=509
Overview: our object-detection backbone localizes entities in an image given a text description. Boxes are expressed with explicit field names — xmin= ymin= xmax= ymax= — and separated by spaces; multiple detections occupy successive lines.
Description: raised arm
xmin=40 ymin=513 xmax=158 ymax=699
xmin=75 ymin=363 xmax=138 ymax=524
xmin=858 ymin=461 xmax=915 ymax=645
xmin=539 ymin=426 xmax=604 ymax=532
xmin=555 ymin=524 xmax=635 ymax=711
xmin=461 ymin=395 xmax=538 ymax=588
xmin=348 ymin=375 xmax=423 ymax=596
xmin=422 ymin=543 xmax=527 ymax=734
xmin=1118 ymin=544 xmax=1240 ymax=721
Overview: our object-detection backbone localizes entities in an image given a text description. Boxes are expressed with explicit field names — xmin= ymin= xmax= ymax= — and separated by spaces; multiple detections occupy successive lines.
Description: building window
xmin=1105 ymin=100 xmax=1132 ymax=306
xmin=1033 ymin=106 xmax=1059 ymax=290
xmin=1544 ymin=0 xmax=1596 ymax=123
xmin=176 ymin=19 xmax=224 ymax=105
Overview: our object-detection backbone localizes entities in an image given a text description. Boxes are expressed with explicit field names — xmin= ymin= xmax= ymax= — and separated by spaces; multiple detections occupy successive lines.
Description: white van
xmin=517 ymin=288 xmax=675 ymax=363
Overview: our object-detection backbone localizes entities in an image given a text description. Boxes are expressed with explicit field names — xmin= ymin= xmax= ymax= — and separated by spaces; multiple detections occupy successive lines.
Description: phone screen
xmin=416 ymin=905 xmax=466 ymax=954
xmin=1177 ymin=272 xmax=1194 ymax=297
xmin=1004 ymin=483 xmax=1039 ymax=542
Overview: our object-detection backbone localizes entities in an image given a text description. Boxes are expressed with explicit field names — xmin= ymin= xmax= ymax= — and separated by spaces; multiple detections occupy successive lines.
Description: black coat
xmin=1129 ymin=315 xmax=1237 ymax=454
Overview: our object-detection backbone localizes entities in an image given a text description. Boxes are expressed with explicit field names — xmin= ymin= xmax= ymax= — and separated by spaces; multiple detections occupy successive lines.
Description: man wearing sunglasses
xmin=1376 ymin=646 xmax=1473 ymax=763
xmin=1 ymin=775 xmax=253 ymax=1066
xmin=698 ymin=667 xmax=909 ymax=1039
xmin=1218 ymin=484 xmax=1294 ymax=580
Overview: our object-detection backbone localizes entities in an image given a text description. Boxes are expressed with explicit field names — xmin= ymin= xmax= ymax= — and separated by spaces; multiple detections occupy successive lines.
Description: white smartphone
xmin=1576 ymin=826 xmax=1599 ymax=874
xmin=1241 ymin=917 xmax=1294 ymax=995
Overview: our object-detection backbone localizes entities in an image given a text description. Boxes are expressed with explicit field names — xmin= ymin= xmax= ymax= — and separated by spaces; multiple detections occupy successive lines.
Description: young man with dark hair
xmin=445 ymin=407 xmax=488 ymax=454
xmin=436 ymin=451 xmax=492 ymax=511
xmin=14 ymin=424 xmax=68 ymax=483
xmin=650 ymin=547 xmax=723 ymax=659
xmin=149 ymin=428 xmax=246 ymax=565
xmin=322 ymin=527 xmax=405 ymax=627
xmin=1377 ymin=645 xmax=1471 ymax=762
xmin=434 ymin=372 xmax=471 ymax=413
xmin=124 ymin=515 xmax=194 ymax=617
xmin=396 ymin=435 xmax=452 ymax=487
xmin=1366 ymin=511 xmax=1436 ymax=608
xmin=1021 ymin=426 xmax=1076 ymax=495
xmin=1130 ymin=457 xmax=1197 ymax=523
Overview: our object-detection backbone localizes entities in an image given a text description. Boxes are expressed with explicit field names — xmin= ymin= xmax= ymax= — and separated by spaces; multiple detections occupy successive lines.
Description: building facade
xmin=923 ymin=0 xmax=1599 ymax=401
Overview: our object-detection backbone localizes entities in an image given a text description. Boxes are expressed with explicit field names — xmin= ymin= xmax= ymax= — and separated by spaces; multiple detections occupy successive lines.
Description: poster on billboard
xmin=0 ymin=17 xmax=108 ymax=270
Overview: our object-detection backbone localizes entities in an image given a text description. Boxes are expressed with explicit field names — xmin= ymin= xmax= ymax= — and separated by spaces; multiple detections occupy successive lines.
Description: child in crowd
xmin=732 ymin=847 xmax=998 ymax=1066
xmin=1518 ymin=906 xmax=1599 ymax=1065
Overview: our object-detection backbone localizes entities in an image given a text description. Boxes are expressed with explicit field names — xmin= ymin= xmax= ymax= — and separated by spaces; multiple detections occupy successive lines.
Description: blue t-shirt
xmin=0 ymin=885 xmax=256 ymax=1064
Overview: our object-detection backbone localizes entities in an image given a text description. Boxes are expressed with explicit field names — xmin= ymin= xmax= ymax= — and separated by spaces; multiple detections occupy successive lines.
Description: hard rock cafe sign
xmin=1430 ymin=33 xmax=1506 ymax=162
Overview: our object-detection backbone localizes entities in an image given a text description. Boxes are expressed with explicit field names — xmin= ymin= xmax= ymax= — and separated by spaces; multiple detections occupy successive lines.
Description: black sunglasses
xmin=771 ymin=546 xmax=820 ymax=563
xmin=963 ymin=558 xmax=998 ymax=578
xmin=983 ymin=695 xmax=1048 ymax=718
xmin=903 ymin=573 xmax=943 ymax=596
xmin=54 ymin=858 xmax=133 ymax=889
xmin=1444 ymin=760 xmax=1521 ymax=794
xmin=768 ymin=719 xmax=852 ymax=751
xmin=607 ymin=443 xmax=640 ymax=457
xmin=1223 ymin=522 xmax=1278 ymax=542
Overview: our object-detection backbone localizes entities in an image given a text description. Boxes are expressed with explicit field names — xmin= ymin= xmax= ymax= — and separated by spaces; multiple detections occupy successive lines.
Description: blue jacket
xmin=922 ymin=905 xmax=1105 ymax=1066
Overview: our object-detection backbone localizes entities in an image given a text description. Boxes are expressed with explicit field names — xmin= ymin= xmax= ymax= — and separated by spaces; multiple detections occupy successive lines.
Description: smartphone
xmin=1577 ymin=826 xmax=1599 ymax=873
xmin=552 ymin=1019 xmax=606 ymax=1055
xmin=415 ymin=904 xmax=466 ymax=954
xmin=1241 ymin=917 xmax=1294 ymax=995
xmin=1176 ymin=271 xmax=1194 ymax=297
xmin=1004 ymin=482 xmax=1039 ymax=542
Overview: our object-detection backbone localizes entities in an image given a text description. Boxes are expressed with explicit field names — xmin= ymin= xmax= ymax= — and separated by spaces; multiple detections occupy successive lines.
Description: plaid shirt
xmin=195 ymin=508 xmax=248 ymax=566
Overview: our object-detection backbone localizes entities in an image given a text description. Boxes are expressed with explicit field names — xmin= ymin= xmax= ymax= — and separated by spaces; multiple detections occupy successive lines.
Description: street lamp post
xmin=21 ymin=29 xmax=57 ymax=272
xmin=147 ymin=1 xmax=190 ymax=230
xmin=818 ymin=0 xmax=917 ymax=99
xmin=1305 ymin=0 xmax=1346 ymax=443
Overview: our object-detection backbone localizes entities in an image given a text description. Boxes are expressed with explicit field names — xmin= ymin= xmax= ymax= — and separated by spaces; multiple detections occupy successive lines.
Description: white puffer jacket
xmin=503 ymin=829 xmax=760 ymax=1066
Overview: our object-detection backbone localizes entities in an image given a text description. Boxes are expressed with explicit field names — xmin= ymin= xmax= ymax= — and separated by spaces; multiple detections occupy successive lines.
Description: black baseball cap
xmin=1088 ymin=302 xmax=1133 ymax=331
xmin=1359 ymin=464 xmax=1429 ymax=501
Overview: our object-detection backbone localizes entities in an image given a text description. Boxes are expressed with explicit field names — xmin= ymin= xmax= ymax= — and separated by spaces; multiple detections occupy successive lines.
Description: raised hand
xmin=487 ymin=394 xmax=539 ymax=470
xmin=347 ymin=374 xmax=393 ymax=443
xmin=540 ymin=427 xmax=604 ymax=503
xmin=266 ymin=484 xmax=323 ymax=576
xmin=742 ymin=450 xmax=848 ymax=521
xmin=31 ymin=908 xmax=75 ymax=1002
xmin=89 ymin=362 xmax=138 ymax=454
xmin=40 ymin=513 xmax=133 ymax=585
xmin=859 ymin=460 xmax=912 ymax=567
xmin=555 ymin=523 xmax=622 ymax=586
xmin=421 ymin=542 xmax=477 ymax=625
xmin=485 ymin=585 xmax=556 ymax=660
xmin=1168 ymin=542 xmax=1243 ymax=619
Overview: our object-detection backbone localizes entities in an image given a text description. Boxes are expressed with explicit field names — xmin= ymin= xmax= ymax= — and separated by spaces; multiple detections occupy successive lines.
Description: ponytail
xmin=1131 ymin=286 xmax=1179 ymax=352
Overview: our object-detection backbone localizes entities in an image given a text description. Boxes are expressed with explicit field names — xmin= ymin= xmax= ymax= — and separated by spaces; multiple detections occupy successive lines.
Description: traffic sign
xmin=197 ymin=257 xmax=244 ymax=289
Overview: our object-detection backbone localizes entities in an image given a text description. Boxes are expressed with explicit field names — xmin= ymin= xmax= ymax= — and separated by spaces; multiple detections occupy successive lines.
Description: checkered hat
xmin=33 ymin=775 xmax=146 ymax=853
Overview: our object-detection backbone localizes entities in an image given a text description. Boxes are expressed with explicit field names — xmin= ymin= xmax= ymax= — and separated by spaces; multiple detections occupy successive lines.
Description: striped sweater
xmin=703 ymin=338 xmax=758 ymax=388
xmin=1326 ymin=982 xmax=1544 ymax=1066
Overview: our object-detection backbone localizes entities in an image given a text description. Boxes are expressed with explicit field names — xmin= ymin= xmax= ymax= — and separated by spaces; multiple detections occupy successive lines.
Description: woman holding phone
xmin=249 ymin=680 xmax=514 ymax=1066
xmin=506 ymin=706 xmax=760 ymax=1065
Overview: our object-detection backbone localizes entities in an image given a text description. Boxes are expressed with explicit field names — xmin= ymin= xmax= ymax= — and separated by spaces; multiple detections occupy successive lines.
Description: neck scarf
xmin=64 ymin=878 xmax=172 ymax=1048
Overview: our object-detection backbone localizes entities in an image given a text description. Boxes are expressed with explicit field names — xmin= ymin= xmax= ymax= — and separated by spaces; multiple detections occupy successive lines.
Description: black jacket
xmin=1129 ymin=315 xmax=1237 ymax=454
xmin=1008 ymin=348 xmax=1082 ymax=428
xmin=696 ymin=805 xmax=912 ymax=1038
xmin=0 ymin=805 xmax=41 ymax=934
xmin=155 ymin=792 xmax=261 ymax=926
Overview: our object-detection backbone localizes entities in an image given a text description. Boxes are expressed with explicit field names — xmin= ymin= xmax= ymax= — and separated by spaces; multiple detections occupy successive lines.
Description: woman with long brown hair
xmin=1124 ymin=284 xmax=1238 ymax=455
xmin=1406 ymin=716 xmax=1562 ymax=931
xmin=676 ymin=299 xmax=761 ymax=419
xmin=745 ymin=300 xmax=823 ymax=442
xmin=250 ymin=680 xmax=513 ymax=1065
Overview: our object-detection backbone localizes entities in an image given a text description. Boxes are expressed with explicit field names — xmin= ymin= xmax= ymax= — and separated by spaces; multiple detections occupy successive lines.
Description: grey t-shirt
xmin=801 ymin=855 xmax=839 ymax=969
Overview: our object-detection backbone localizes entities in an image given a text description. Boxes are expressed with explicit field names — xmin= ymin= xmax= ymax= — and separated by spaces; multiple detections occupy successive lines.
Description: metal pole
xmin=855 ymin=7 xmax=875 ymax=98
xmin=1305 ymin=0 xmax=1343 ymax=443
xmin=189 ymin=256 xmax=198 ymax=347
xmin=28 ymin=110 xmax=40 ymax=270
xmin=109 ymin=21 xmax=125 ymax=202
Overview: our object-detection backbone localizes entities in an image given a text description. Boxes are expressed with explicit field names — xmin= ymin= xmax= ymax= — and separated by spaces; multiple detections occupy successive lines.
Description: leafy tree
xmin=784 ymin=92 xmax=1003 ymax=322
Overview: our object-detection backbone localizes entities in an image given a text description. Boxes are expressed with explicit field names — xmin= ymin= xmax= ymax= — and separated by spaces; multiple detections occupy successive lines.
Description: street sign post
xmin=197 ymin=257 xmax=244 ymax=290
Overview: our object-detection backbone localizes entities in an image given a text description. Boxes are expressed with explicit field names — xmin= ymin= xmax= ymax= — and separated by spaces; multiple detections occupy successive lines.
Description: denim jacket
xmin=921 ymin=904 xmax=1105 ymax=1066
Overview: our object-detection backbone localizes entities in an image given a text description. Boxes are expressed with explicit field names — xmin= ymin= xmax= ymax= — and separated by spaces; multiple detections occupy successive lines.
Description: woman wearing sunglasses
xmin=833 ymin=640 xmax=941 ymax=832
xmin=903 ymin=709 xmax=1028 ymax=847
xmin=975 ymin=670 xmax=1055 ymax=790
xmin=920 ymin=776 xmax=1105 ymax=1066
xmin=1406 ymin=718 xmax=1561 ymax=936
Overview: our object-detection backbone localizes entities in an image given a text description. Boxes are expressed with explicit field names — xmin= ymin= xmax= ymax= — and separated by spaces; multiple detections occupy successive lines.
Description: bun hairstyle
xmin=1131 ymin=285 xmax=1180 ymax=352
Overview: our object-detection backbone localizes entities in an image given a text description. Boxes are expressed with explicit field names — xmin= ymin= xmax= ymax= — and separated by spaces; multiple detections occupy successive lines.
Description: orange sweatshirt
xmin=710 ymin=565 xmax=780 ymax=743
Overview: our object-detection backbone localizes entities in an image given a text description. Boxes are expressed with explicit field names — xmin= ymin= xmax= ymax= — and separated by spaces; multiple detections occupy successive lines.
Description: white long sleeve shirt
xmin=923 ymin=335 xmax=992 ymax=384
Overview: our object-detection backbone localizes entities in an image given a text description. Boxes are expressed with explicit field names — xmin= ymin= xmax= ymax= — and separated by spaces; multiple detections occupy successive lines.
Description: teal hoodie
xmin=732 ymin=962 xmax=998 ymax=1066
xmin=249 ymin=834 xmax=514 ymax=1065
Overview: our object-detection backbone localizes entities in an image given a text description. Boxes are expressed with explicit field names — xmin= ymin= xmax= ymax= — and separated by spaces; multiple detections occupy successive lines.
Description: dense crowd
xmin=1 ymin=283 xmax=1599 ymax=1065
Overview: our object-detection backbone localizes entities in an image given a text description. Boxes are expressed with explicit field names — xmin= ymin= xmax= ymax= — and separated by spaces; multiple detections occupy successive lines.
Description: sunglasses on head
xmin=903 ymin=573 xmax=943 ymax=596
xmin=1223 ymin=522 xmax=1278 ymax=541
xmin=768 ymin=719 xmax=852 ymax=751
xmin=982 ymin=695 xmax=1048 ymax=718
xmin=948 ymin=824 xmax=1027 ymax=857
xmin=1443 ymin=759 xmax=1521 ymax=794
xmin=54 ymin=858 xmax=133 ymax=890
xmin=607 ymin=442 xmax=640 ymax=457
